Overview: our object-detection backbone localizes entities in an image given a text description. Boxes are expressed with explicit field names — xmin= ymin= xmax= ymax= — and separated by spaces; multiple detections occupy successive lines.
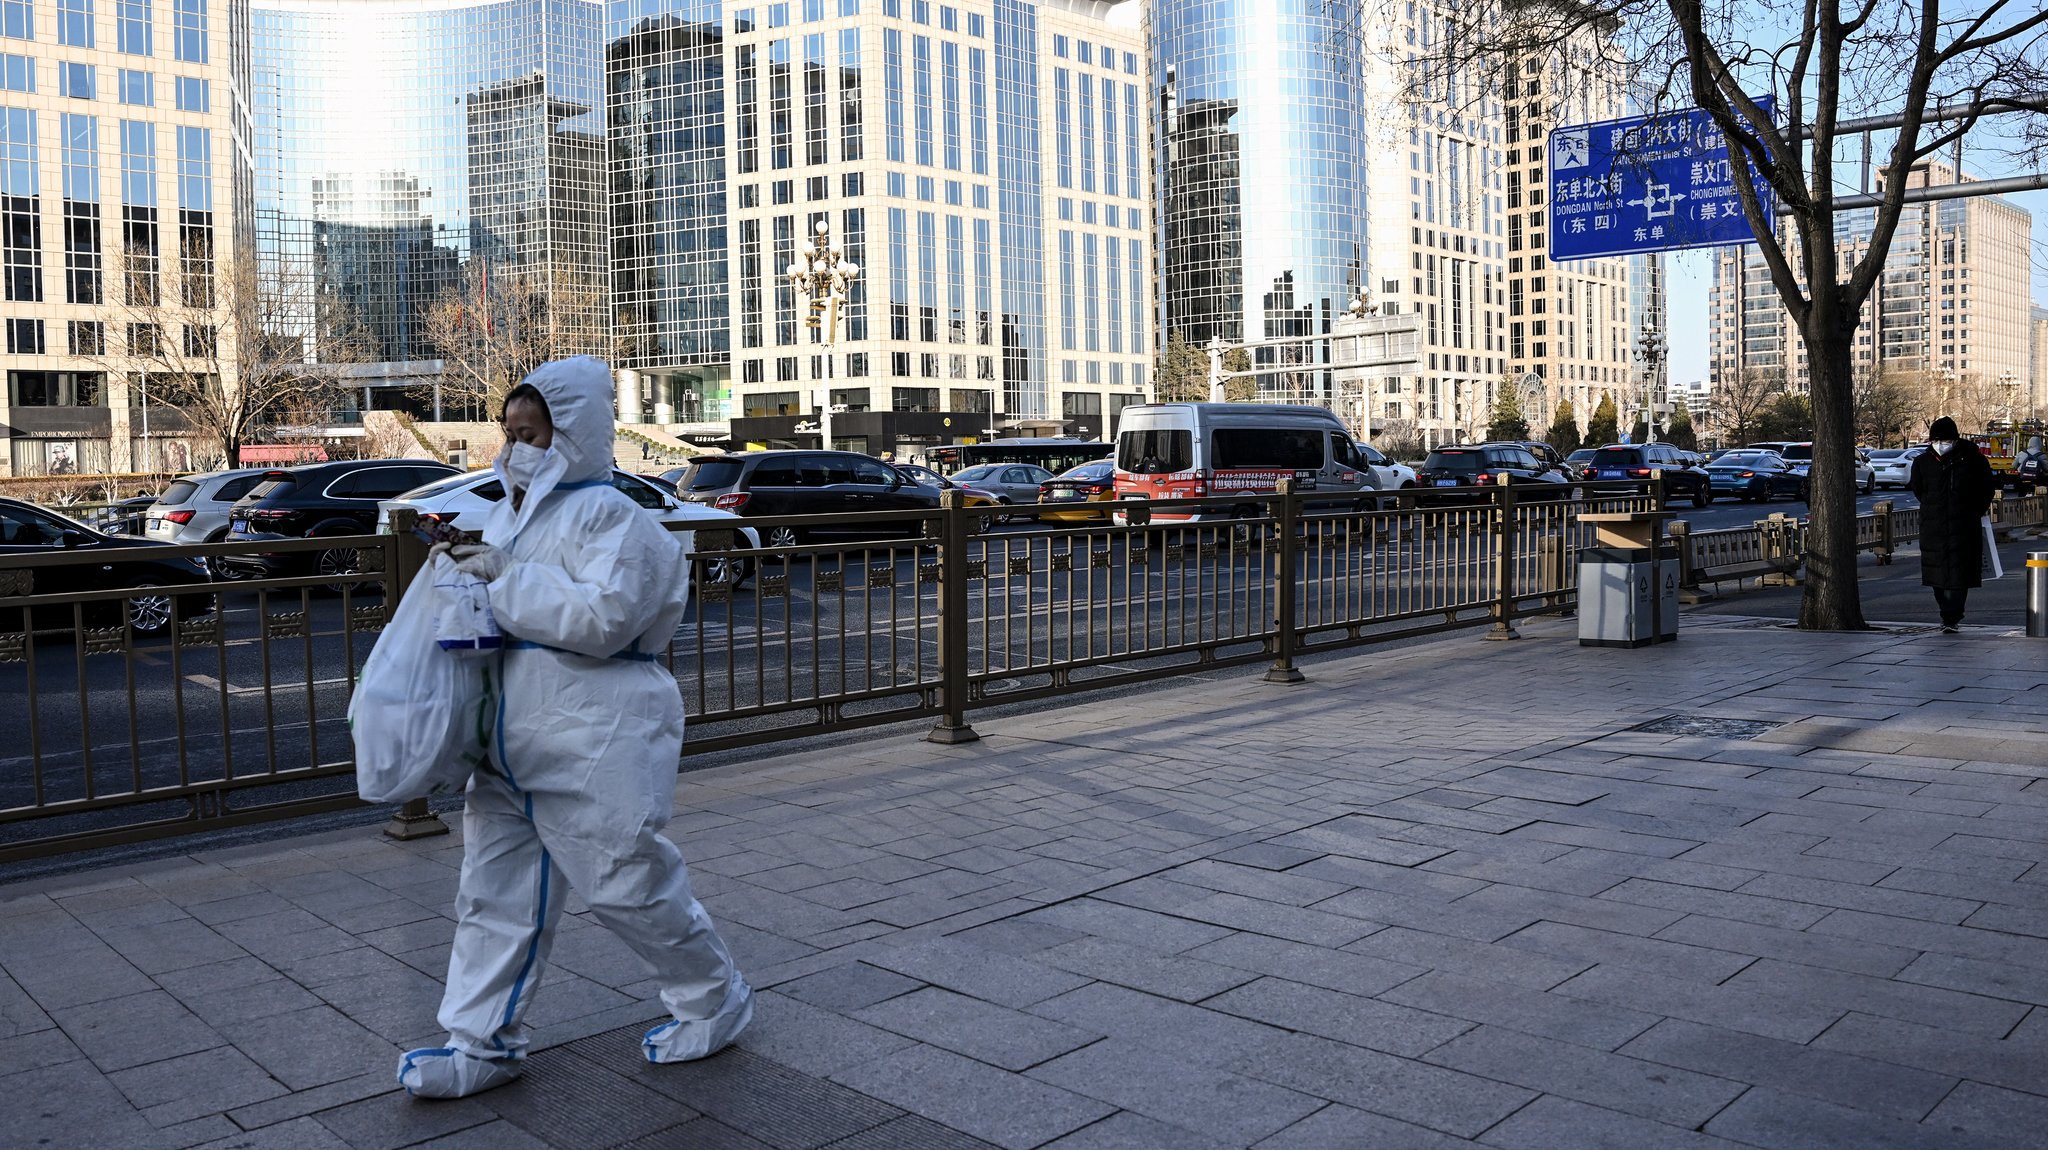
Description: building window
xmin=1 ymin=0 xmax=32 ymax=40
xmin=56 ymin=0 xmax=90 ymax=47
xmin=175 ymin=76 xmax=208 ymax=112
xmin=119 ymin=67 xmax=152 ymax=104
xmin=0 ymin=104 xmax=36 ymax=302
xmin=172 ymin=0 xmax=205 ymax=63
xmin=838 ymin=27 xmax=861 ymax=163
xmin=117 ymin=0 xmax=150 ymax=53
xmin=892 ymin=386 xmax=938 ymax=411
xmin=1 ymin=51 xmax=31 ymax=91
xmin=6 ymin=316 xmax=43 ymax=353
xmin=67 ymin=319 xmax=101 ymax=355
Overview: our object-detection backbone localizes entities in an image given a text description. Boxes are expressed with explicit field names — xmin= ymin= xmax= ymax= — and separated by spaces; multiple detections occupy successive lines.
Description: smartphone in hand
xmin=413 ymin=517 xmax=478 ymax=547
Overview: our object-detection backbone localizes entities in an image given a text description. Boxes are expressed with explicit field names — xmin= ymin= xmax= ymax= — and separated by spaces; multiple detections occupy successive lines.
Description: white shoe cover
xmin=643 ymin=978 xmax=755 ymax=1063
xmin=398 ymin=1047 xmax=525 ymax=1098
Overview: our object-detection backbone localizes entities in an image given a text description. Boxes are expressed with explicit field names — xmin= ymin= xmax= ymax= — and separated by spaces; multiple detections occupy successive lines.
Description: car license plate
xmin=1049 ymin=491 xmax=1079 ymax=501
xmin=147 ymin=518 xmax=162 ymax=531
xmin=232 ymin=521 xmax=249 ymax=534
xmin=1435 ymin=479 xmax=1458 ymax=487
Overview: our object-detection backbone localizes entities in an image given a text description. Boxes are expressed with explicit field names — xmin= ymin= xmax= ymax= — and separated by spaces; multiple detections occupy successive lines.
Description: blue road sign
xmin=1548 ymin=99 xmax=1776 ymax=261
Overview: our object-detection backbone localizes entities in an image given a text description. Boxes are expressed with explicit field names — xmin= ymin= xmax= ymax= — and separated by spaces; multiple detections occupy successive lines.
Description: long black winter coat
xmin=1909 ymin=442 xmax=1995 ymax=589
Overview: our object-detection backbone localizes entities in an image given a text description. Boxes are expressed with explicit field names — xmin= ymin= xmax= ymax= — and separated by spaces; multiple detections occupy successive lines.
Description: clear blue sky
xmin=1664 ymin=187 xmax=2048 ymax=384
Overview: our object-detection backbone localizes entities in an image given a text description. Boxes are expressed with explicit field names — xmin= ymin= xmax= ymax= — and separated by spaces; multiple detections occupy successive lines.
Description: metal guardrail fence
xmin=1 ymin=478 xmax=1665 ymax=861
xmin=1668 ymin=489 xmax=2045 ymax=590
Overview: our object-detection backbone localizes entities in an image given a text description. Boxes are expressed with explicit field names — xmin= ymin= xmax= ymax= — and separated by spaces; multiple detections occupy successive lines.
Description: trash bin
xmin=1578 ymin=512 xmax=1678 ymax=648
xmin=2029 ymin=551 xmax=2048 ymax=639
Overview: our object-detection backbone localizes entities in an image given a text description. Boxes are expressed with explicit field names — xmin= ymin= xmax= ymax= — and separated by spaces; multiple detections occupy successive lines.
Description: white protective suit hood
xmin=491 ymin=356 xmax=616 ymax=544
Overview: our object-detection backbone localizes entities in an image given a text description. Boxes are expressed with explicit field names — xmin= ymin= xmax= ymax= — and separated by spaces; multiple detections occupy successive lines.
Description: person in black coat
xmin=1908 ymin=416 xmax=1996 ymax=631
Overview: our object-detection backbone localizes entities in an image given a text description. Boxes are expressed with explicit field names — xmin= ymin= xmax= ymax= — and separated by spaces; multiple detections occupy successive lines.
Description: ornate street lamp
xmin=785 ymin=218 xmax=860 ymax=450
xmin=1637 ymin=324 xmax=1667 ymax=444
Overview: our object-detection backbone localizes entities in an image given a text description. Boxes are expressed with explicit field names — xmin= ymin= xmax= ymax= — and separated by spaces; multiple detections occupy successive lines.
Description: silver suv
xmin=143 ymin=468 xmax=271 ymax=578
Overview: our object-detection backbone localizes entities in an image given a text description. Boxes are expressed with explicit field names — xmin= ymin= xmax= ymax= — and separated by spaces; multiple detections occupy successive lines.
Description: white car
xmin=1867 ymin=447 xmax=1921 ymax=490
xmin=1361 ymin=443 xmax=1418 ymax=490
xmin=377 ymin=469 xmax=759 ymax=586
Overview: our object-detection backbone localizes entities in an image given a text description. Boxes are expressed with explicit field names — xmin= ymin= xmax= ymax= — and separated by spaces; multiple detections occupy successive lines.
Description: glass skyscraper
xmin=251 ymin=0 xmax=607 ymax=404
xmin=1148 ymin=0 xmax=1366 ymax=358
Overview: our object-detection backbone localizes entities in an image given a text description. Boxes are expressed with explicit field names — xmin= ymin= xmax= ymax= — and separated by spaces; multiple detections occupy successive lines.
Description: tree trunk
xmin=1798 ymin=294 xmax=1869 ymax=631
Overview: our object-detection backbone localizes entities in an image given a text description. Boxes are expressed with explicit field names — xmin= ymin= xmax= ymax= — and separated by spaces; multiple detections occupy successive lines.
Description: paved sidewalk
xmin=5 ymin=614 xmax=2048 ymax=1149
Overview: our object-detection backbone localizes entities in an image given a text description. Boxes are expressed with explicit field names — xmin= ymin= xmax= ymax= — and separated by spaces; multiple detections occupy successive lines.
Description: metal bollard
xmin=2029 ymin=552 xmax=2048 ymax=639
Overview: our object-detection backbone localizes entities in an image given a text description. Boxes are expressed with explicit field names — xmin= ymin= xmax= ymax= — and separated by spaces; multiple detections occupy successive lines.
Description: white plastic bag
xmin=349 ymin=560 xmax=495 ymax=803
xmin=431 ymin=553 xmax=502 ymax=652
xmin=1982 ymin=516 xmax=2003 ymax=580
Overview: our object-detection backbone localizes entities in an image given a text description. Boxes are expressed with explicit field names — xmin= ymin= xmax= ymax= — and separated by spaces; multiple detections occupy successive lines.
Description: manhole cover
xmin=1631 ymin=715 xmax=1784 ymax=739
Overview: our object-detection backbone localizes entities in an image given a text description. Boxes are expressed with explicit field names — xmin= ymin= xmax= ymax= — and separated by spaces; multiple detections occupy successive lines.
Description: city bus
xmin=925 ymin=438 xmax=1111 ymax=476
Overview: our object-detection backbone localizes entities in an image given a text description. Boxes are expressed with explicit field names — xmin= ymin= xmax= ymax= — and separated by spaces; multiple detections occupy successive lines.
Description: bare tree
xmin=420 ymin=262 xmax=611 ymax=420
xmin=1429 ymin=0 xmax=2047 ymax=629
xmin=1854 ymin=363 xmax=1926 ymax=446
xmin=91 ymin=243 xmax=376 ymax=469
xmin=1715 ymin=365 xmax=1787 ymax=445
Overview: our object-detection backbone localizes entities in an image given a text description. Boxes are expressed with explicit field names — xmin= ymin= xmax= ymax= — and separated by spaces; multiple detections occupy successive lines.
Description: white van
xmin=1113 ymin=403 xmax=1381 ymax=521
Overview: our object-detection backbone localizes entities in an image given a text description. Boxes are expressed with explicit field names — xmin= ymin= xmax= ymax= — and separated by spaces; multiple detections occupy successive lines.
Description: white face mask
xmin=502 ymin=440 xmax=549 ymax=490
xmin=1931 ymin=440 xmax=1954 ymax=457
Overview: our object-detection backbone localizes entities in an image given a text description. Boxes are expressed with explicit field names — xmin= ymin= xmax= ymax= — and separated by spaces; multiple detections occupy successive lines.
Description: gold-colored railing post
xmin=380 ymin=508 xmax=451 ymax=841
xmin=1485 ymin=473 xmax=1520 ymax=640
xmin=1264 ymin=479 xmax=1306 ymax=683
xmin=1873 ymin=499 xmax=1894 ymax=565
xmin=927 ymin=489 xmax=980 ymax=743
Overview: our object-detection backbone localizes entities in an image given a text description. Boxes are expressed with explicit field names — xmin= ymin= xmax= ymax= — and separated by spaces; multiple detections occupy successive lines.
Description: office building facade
xmin=687 ymin=0 xmax=1149 ymax=454
xmin=1359 ymin=0 xmax=1509 ymax=447
xmin=249 ymin=0 xmax=609 ymax=416
xmin=1147 ymin=0 xmax=1367 ymax=403
xmin=1710 ymin=162 xmax=2034 ymax=428
xmin=0 ymin=0 xmax=242 ymax=476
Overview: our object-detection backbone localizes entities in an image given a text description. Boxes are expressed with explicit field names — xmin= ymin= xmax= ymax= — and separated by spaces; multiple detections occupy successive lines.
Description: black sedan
xmin=0 ymin=497 xmax=215 ymax=636
xmin=1703 ymin=451 xmax=1805 ymax=502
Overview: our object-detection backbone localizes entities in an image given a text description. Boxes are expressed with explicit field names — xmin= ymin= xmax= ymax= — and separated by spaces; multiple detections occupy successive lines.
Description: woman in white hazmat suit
xmin=398 ymin=357 xmax=752 ymax=1099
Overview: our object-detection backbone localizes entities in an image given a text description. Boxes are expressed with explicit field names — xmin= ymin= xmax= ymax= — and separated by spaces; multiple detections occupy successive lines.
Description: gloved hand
xmin=437 ymin=541 xmax=510 ymax=582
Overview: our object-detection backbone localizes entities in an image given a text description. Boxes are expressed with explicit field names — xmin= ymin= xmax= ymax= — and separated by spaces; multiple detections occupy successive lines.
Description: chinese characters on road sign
xmin=1548 ymin=99 xmax=1777 ymax=261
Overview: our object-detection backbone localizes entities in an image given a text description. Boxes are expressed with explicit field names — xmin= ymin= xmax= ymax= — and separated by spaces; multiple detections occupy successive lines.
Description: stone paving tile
xmin=1918 ymin=1081 xmax=2048 ymax=1145
xmin=1202 ymin=975 xmax=1473 ymax=1058
xmin=111 ymin=1043 xmax=291 ymax=1128
xmin=832 ymin=1043 xmax=1114 ymax=1150
xmin=5 ymin=1057 xmax=175 ymax=1149
xmin=1029 ymin=935 xmax=1259 ymax=1003
xmin=1477 ymin=1094 xmax=1756 ymax=1150
xmin=1016 ymin=898 xmax=1238 ymax=953
xmin=1027 ymin=1037 xmax=1326 ymax=1146
xmin=1808 ymin=1012 xmax=2048 ymax=1098
xmin=1248 ymin=1103 xmax=1471 ymax=1150
xmin=771 ymin=962 xmax=927 ymax=1011
xmin=733 ymin=991 xmax=921 ymax=1080
xmin=1038 ymin=1111 xmax=1239 ymax=1150
xmin=1221 ymin=1028 xmax=1537 ymax=1138
xmin=310 ymin=1090 xmax=502 ymax=1150
xmin=858 ymin=937 xmax=1092 ymax=1009
xmin=853 ymin=986 xmax=1098 ymax=1071
xmin=1496 ymin=920 xmax=1757 ymax=983
xmin=1422 ymin=1024 xmax=1746 ymax=1128
xmin=1617 ymin=1017 xmax=1956 ymax=1123
xmin=188 ymin=1116 xmax=356 ymax=1150
xmin=1650 ymin=914 xmax=1920 ymax=978
xmin=1705 ymin=1087 xmax=2017 ymax=1150
xmin=1379 ymin=969 xmax=1660 ymax=1051
xmin=1339 ymin=925 xmax=1591 ymax=991
xmin=1549 ymin=963 xmax=1845 ymax=1045
xmin=1723 ymin=958 xmax=2031 ymax=1038
xmin=50 ymin=988 xmax=227 ymax=1074
xmin=215 ymin=1004 xmax=403 ymax=1092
